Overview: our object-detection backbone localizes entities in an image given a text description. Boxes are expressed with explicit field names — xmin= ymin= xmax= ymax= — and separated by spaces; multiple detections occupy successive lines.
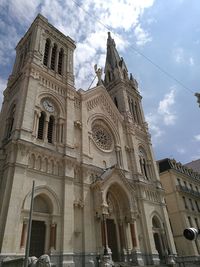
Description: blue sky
xmin=0 ymin=0 xmax=200 ymax=164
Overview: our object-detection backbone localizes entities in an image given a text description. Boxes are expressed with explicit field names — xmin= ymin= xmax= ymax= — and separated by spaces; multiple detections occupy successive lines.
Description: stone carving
xmin=87 ymin=94 xmax=118 ymax=126
xmin=28 ymin=254 xmax=52 ymax=266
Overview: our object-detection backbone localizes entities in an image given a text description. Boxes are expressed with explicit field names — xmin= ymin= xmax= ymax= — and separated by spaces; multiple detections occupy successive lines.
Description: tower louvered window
xmin=58 ymin=49 xmax=63 ymax=75
xmin=51 ymin=44 xmax=57 ymax=70
xmin=48 ymin=116 xmax=54 ymax=143
xmin=37 ymin=112 xmax=45 ymax=140
xmin=43 ymin=39 xmax=50 ymax=66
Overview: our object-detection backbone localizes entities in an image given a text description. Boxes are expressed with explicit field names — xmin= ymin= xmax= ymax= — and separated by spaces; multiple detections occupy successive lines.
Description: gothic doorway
xmin=103 ymin=183 xmax=131 ymax=262
xmin=30 ymin=220 xmax=46 ymax=257
xmin=107 ymin=219 xmax=119 ymax=261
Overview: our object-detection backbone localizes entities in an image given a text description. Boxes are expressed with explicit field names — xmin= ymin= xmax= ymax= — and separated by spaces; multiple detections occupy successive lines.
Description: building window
xmin=177 ymin=178 xmax=181 ymax=186
xmin=58 ymin=49 xmax=63 ymax=75
xmin=195 ymin=218 xmax=199 ymax=229
xmin=51 ymin=44 xmax=57 ymax=70
xmin=190 ymin=183 xmax=193 ymax=190
xmin=195 ymin=201 xmax=200 ymax=212
xmin=184 ymin=181 xmax=188 ymax=190
xmin=182 ymin=196 xmax=188 ymax=209
xmin=37 ymin=112 xmax=45 ymax=140
xmin=47 ymin=116 xmax=54 ymax=143
xmin=189 ymin=198 xmax=194 ymax=211
xmin=43 ymin=39 xmax=50 ymax=66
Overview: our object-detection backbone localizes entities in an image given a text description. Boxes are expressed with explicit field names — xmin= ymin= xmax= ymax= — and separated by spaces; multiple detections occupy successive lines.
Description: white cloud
xmin=134 ymin=24 xmax=152 ymax=46
xmin=174 ymin=47 xmax=184 ymax=63
xmin=174 ymin=48 xmax=195 ymax=66
xmin=194 ymin=134 xmax=200 ymax=141
xmin=177 ymin=148 xmax=186 ymax=154
xmin=189 ymin=57 xmax=194 ymax=66
xmin=158 ymin=89 xmax=176 ymax=125
xmin=145 ymin=113 xmax=164 ymax=143
xmin=0 ymin=0 xmax=155 ymax=90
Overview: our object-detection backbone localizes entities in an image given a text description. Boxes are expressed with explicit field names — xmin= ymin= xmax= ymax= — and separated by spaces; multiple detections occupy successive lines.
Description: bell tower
xmin=0 ymin=14 xmax=76 ymax=263
xmin=104 ymin=32 xmax=145 ymax=127
xmin=0 ymin=14 xmax=76 ymax=147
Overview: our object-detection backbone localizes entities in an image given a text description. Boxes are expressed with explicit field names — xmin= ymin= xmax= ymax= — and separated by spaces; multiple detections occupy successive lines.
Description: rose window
xmin=92 ymin=125 xmax=113 ymax=150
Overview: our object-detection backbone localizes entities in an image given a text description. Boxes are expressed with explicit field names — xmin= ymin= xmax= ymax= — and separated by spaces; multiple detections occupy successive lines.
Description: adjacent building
xmin=158 ymin=158 xmax=200 ymax=263
xmin=0 ymin=14 xmax=176 ymax=266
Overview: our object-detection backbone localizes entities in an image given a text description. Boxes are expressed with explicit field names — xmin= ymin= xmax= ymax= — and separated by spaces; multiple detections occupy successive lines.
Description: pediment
xmin=80 ymin=85 xmax=123 ymax=126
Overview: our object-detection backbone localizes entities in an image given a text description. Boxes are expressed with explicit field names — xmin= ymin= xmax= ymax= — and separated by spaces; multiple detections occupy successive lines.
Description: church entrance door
xmin=107 ymin=219 xmax=119 ymax=261
xmin=30 ymin=220 xmax=46 ymax=258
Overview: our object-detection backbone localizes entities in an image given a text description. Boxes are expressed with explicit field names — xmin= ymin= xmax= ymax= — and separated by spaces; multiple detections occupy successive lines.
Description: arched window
xmin=51 ymin=44 xmax=57 ymax=70
xmin=43 ymin=39 xmax=50 ymax=66
xmin=48 ymin=115 xmax=54 ymax=143
xmin=37 ymin=112 xmax=45 ymax=140
xmin=58 ymin=48 xmax=64 ymax=75
xmin=5 ymin=105 xmax=15 ymax=139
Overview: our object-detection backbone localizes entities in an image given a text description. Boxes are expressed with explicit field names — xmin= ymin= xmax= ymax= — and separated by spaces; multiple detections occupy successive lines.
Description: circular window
xmin=92 ymin=125 xmax=113 ymax=151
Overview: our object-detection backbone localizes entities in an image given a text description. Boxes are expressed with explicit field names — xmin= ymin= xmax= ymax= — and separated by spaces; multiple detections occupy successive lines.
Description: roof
xmin=157 ymin=158 xmax=200 ymax=180
xmin=184 ymin=159 xmax=200 ymax=173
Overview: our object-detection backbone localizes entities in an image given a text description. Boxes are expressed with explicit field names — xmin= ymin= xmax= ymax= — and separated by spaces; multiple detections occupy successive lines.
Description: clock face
xmin=43 ymin=100 xmax=54 ymax=112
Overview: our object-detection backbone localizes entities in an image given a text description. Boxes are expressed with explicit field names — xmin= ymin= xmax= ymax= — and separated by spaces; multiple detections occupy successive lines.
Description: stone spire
xmin=104 ymin=32 xmax=128 ymax=85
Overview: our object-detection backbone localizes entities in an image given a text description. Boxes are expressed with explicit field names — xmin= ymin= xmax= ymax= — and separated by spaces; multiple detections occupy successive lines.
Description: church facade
xmin=0 ymin=14 xmax=176 ymax=266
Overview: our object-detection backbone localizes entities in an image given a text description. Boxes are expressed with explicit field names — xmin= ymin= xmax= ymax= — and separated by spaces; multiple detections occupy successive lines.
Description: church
xmin=0 ymin=14 xmax=176 ymax=266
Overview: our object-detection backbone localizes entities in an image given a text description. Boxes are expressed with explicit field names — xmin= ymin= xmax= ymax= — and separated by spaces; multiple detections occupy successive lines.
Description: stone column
xmin=129 ymin=219 xmax=144 ymax=266
xmin=33 ymin=111 xmax=40 ymax=137
xmin=44 ymin=115 xmax=49 ymax=142
xmin=47 ymin=44 xmax=53 ymax=68
xmin=55 ymin=49 xmax=59 ymax=73
xmin=20 ymin=220 xmax=28 ymax=248
xmin=63 ymin=52 xmax=67 ymax=76
xmin=130 ymin=222 xmax=137 ymax=248
xmin=50 ymin=223 xmax=57 ymax=249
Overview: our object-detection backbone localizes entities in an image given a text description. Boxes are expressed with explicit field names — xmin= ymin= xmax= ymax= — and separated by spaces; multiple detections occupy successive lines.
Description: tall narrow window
xmin=37 ymin=112 xmax=45 ymax=140
xmin=114 ymin=97 xmax=118 ymax=108
xmin=48 ymin=116 xmax=54 ymax=143
xmin=5 ymin=105 xmax=16 ymax=139
xmin=51 ymin=44 xmax=57 ymax=70
xmin=43 ymin=39 xmax=50 ymax=66
xmin=58 ymin=49 xmax=63 ymax=75
xmin=182 ymin=196 xmax=188 ymax=209
xmin=189 ymin=198 xmax=194 ymax=210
